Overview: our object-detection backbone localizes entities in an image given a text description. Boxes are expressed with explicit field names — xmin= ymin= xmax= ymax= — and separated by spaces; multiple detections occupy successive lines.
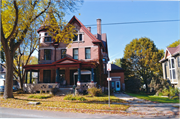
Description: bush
xmin=161 ymin=86 xmax=180 ymax=98
xmin=87 ymin=87 xmax=102 ymax=96
xmin=149 ymin=77 xmax=171 ymax=94
xmin=64 ymin=94 xmax=86 ymax=101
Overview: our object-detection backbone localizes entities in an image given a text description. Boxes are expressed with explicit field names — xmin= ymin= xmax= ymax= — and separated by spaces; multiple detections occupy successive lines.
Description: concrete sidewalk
xmin=114 ymin=93 xmax=180 ymax=118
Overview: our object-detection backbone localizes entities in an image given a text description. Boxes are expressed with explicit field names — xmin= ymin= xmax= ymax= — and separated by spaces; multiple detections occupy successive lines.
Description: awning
xmin=74 ymin=70 xmax=91 ymax=75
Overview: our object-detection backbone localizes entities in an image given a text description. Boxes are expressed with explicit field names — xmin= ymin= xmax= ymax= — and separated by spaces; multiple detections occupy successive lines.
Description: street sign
xmin=107 ymin=63 xmax=111 ymax=71
xmin=107 ymin=78 xmax=111 ymax=81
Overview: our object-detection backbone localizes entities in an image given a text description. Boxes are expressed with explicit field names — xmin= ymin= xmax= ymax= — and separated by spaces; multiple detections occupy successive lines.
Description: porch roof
xmin=23 ymin=57 xmax=97 ymax=70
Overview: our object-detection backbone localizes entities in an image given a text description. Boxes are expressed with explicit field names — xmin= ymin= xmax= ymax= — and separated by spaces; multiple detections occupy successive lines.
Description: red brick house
xmin=23 ymin=15 xmax=125 ymax=92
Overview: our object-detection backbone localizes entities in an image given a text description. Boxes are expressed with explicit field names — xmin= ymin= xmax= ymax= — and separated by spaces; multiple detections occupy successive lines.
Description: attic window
xmin=73 ymin=32 xmax=83 ymax=42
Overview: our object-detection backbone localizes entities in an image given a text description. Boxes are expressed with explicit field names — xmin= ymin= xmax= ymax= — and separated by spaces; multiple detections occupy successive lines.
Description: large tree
xmin=123 ymin=37 xmax=164 ymax=93
xmin=1 ymin=0 xmax=83 ymax=99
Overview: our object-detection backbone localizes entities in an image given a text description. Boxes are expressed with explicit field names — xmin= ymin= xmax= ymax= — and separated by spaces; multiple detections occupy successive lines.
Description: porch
xmin=23 ymin=57 xmax=98 ymax=93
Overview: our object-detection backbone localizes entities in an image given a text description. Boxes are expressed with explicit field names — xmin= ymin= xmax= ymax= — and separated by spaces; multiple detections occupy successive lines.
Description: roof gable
xmin=52 ymin=57 xmax=80 ymax=65
xmin=68 ymin=16 xmax=101 ymax=43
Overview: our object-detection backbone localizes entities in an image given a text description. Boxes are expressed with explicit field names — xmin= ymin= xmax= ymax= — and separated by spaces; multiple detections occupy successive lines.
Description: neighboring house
xmin=23 ymin=15 xmax=125 ymax=91
xmin=160 ymin=44 xmax=180 ymax=88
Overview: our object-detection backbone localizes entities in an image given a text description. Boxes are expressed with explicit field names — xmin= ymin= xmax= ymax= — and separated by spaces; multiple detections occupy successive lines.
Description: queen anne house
xmin=23 ymin=14 xmax=125 ymax=93
xmin=160 ymin=44 xmax=180 ymax=88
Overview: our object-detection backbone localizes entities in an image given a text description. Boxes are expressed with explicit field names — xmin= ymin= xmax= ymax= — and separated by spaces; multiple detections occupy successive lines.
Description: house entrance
xmin=116 ymin=81 xmax=120 ymax=91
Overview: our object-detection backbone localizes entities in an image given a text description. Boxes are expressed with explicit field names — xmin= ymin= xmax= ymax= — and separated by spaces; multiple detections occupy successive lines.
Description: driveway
xmin=114 ymin=93 xmax=180 ymax=118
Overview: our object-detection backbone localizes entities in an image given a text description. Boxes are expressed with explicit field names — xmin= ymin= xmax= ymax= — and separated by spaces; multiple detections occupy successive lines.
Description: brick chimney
xmin=87 ymin=27 xmax=91 ymax=32
xmin=97 ymin=19 xmax=101 ymax=40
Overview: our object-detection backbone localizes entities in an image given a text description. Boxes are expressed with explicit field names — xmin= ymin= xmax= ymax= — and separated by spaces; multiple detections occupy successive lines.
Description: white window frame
xmin=168 ymin=57 xmax=177 ymax=82
xmin=72 ymin=31 xmax=84 ymax=42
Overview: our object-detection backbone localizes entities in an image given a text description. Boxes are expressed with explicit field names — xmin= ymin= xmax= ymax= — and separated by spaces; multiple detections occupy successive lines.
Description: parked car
xmin=0 ymin=79 xmax=19 ymax=92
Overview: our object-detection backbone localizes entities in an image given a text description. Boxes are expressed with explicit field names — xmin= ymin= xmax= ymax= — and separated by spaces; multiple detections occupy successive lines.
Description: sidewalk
xmin=114 ymin=93 xmax=180 ymax=118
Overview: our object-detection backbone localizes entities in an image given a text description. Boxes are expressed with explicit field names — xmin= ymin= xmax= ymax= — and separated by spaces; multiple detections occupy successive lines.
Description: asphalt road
xmin=0 ymin=107 xmax=179 ymax=119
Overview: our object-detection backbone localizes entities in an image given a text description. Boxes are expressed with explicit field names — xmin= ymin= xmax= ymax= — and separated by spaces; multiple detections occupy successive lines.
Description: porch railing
xmin=23 ymin=83 xmax=59 ymax=93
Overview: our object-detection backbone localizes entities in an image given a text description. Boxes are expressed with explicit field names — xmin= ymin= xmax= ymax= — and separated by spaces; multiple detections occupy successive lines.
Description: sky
xmin=63 ymin=0 xmax=180 ymax=63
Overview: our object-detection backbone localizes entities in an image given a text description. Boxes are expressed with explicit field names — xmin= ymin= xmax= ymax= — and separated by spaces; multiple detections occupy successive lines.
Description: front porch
xmin=23 ymin=57 xmax=98 ymax=93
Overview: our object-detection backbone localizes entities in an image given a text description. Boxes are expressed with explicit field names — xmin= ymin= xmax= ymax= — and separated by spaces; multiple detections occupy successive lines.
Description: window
xmin=44 ymin=49 xmax=51 ymax=60
xmin=73 ymin=35 xmax=78 ymax=41
xmin=73 ymin=33 xmax=83 ymax=42
xmin=61 ymin=49 xmax=66 ymax=59
xmin=45 ymin=33 xmax=48 ymax=36
xmin=44 ymin=37 xmax=51 ymax=42
xmin=178 ymin=56 xmax=180 ymax=67
xmin=164 ymin=62 xmax=167 ymax=79
xmin=169 ymin=58 xmax=176 ymax=80
xmin=79 ymin=34 xmax=82 ymax=41
xmin=85 ymin=48 xmax=91 ymax=59
xmin=73 ymin=48 xmax=78 ymax=59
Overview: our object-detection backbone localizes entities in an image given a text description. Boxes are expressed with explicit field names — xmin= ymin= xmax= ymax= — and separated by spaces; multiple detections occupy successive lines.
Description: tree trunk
xmin=20 ymin=74 xmax=25 ymax=90
xmin=3 ymin=52 xmax=14 ymax=99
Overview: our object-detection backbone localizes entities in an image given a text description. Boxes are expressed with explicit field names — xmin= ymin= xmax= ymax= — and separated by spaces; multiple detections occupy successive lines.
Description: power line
xmin=84 ymin=19 xmax=180 ymax=27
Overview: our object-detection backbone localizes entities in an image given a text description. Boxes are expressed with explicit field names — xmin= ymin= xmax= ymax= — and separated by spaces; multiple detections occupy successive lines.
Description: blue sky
xmin=64 ymin=0 xmax=180 ymax=62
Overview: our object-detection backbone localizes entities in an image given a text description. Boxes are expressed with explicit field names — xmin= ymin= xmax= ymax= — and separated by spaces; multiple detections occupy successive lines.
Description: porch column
xmin=78 ymin=68 xmax=81 ymax=83
xmin=25 ymin=71 xmax=28 ymax=83
xmin=91 ymin=68 xmax=94 ymax=83
xmin=56 ymin=68 xmax=59 ymax=83
xmin=30 ymin=70 xmax=32 ymax=84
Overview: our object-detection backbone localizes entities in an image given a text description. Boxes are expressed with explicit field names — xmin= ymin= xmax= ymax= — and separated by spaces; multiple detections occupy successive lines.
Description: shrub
xmin=161 ymin=86 xmax=180 ymax=98
xmin=64 ymin=94 xmax=86 ymax=101
xmin=87 ymin=87 xmax=102 ymax=96
xmin=149 ymin=77 xmax=171 ymax=94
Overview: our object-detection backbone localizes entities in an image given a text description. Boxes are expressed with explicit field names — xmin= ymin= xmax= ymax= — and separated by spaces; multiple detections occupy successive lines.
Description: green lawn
xmin=127 ymin=93 xmax=179 ymax=103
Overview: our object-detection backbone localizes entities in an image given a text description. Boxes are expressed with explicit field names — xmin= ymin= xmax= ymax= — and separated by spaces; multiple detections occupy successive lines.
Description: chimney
xmin=87 ymin=27 xmax=91 ymax=32
xmin=97 ymin=19 xmax=101 ymax=40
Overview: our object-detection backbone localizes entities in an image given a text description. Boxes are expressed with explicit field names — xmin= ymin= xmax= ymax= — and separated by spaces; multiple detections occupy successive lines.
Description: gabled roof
xmin=160 ymin=44 xmax=180 ymax=62
xmin=52 ymin=57 xmax=81 ymax=64
xmin=167 ymin=44 xmax=180 ymax=55
xmin=111 ymin=64 xmax=124 ymax=72
xmin=68 ymin=16 xmax=106 ymax=51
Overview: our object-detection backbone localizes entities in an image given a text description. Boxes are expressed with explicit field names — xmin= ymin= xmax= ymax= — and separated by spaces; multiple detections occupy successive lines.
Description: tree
xmin=1 ymin=0 xmax=83 ymax=99
xmin=123 ymin=37 xmax=164 ymax=93
xmin=112 ymin=58 xmax=122 ymax=67
xmin=168 ymin=39 xmax=180 ymax=48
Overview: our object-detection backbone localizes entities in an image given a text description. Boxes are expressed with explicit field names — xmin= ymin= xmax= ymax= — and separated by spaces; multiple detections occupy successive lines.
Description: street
xmin=0 ymin=107 xmax=179 ymax=119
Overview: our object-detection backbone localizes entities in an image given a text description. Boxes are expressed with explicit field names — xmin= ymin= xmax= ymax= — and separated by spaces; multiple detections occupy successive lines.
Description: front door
xmin=116 ymin=81 xmax=120 ymax=91
xmin=43 ymin=70 xmax=51 ymax=83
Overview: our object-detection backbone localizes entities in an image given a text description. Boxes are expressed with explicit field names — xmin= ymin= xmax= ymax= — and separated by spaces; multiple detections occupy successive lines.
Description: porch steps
xmin=56 ymin=88 xmax=74 ymax=96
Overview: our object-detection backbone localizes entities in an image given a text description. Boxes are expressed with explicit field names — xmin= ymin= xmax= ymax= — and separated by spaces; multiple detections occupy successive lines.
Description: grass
xmin=127 ymin=93 xmax=179 ymax=103
xmin=0 ymin=92 xmax=129 ymax=114
xmin=28 ymin=94 xmax=52 ymax=99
